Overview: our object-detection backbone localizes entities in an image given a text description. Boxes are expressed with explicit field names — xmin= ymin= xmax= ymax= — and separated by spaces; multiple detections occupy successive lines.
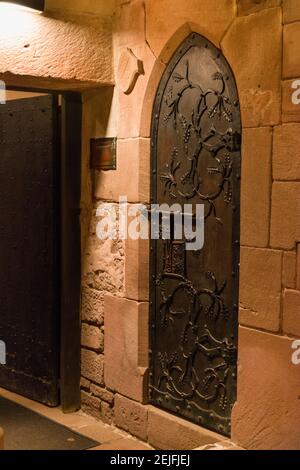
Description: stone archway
xmin=149 ymin=31 xmax=241 ymax=437
xmin=103 ymin=2 xmax=300 ymax=450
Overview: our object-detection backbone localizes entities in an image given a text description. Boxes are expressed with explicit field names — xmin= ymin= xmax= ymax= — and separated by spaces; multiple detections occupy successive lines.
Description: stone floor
xmin=0 ymin=388 xmax=153 ymax=451
xmin=0 ymin=388 xmax=244 ymax=451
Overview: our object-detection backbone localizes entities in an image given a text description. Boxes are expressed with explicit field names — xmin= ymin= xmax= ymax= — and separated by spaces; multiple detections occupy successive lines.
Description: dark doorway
xmin=0 ymin=90 xmax=82 ymax=411
xmin=149 ymin=33 xmax=241 ymax=436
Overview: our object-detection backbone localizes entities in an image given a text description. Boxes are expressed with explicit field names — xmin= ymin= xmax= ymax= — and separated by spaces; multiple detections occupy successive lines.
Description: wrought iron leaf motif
xmin=160 ymin=148 xmax=180 ymax=199
xmin=152 ymin=270 xmax=235 ymax=431
xmin=160 ymin=60 xmax=238 ymax=220
xmin=150 ymin=36 xmax=241 ymax=437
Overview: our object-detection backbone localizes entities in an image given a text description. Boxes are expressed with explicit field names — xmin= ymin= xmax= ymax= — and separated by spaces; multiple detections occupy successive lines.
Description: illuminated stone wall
xmin=0 ymin=1 xmax=115 ymax=89
xmin=1 ymin=0 xmax=300 ymax=451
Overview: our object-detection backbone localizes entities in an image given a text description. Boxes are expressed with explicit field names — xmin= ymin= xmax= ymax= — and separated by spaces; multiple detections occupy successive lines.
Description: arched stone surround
xmin=0 ymin=0 xmax=299 ymax=451
xmin=96 ymin=0 xmax=300 ymax=450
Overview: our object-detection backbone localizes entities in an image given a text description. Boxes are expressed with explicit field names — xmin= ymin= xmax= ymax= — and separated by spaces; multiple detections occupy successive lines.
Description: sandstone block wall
xmin=0 ymin=0 xmax=114 ymax=89
xmin=3 ymin=0 xmax=299 ymax=450
xmin=78 ymin=0 xmax=300 ymax=450
xmin=231 ymin=0 xmax=300 ymax=450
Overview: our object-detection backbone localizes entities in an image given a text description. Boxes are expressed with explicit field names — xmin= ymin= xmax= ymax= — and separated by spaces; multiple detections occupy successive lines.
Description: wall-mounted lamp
xmin=0 ymin=0 xmax=45 ymax=12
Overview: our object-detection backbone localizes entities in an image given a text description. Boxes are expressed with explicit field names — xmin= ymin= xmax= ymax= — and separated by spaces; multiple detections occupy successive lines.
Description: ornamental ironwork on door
xmin=149 ymin=33 xmax=241 ymax=436
xmin=0 ymin=95 xmax=60 ymax=406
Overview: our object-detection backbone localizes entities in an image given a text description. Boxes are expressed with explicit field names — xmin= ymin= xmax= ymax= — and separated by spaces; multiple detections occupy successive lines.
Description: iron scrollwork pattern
xmin=150 ymin=33 xmax=241 ymax=436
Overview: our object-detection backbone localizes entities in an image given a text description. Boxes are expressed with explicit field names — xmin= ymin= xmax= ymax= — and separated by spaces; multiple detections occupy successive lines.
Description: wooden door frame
xmin=6 ymin=86 xmax=82 ymax=412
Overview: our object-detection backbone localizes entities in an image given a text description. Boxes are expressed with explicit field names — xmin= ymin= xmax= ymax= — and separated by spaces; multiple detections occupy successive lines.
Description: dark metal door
xmin=0 ymin=95 xmax=60 ymax=406
xmin=149 ymin=33 xmax=241 ymax=436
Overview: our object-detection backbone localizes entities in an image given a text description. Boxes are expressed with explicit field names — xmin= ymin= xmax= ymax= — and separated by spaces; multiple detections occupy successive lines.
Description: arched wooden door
xmin=149 ymin=33 xmax=241 ymax=436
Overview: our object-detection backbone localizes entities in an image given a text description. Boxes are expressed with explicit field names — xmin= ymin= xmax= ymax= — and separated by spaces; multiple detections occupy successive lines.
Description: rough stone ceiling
xmin=45 ymin=0 xmax=117 ymax=16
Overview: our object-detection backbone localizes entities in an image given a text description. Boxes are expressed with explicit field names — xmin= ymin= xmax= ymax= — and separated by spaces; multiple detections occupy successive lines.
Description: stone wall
xmin=0 ymin=0 xmax=120 ymax=426
xmin=0 ymin=0 xmax=115 ymax=89
xmin=231 ymin=0 xmax=300 ymax=450
xmin=1 ymin=0 xmax=299 ymax=451
xmin=78 ymin=0 xmax=300 ymax=450
xmin=79 ymin=87 xmax=124 ymax=423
